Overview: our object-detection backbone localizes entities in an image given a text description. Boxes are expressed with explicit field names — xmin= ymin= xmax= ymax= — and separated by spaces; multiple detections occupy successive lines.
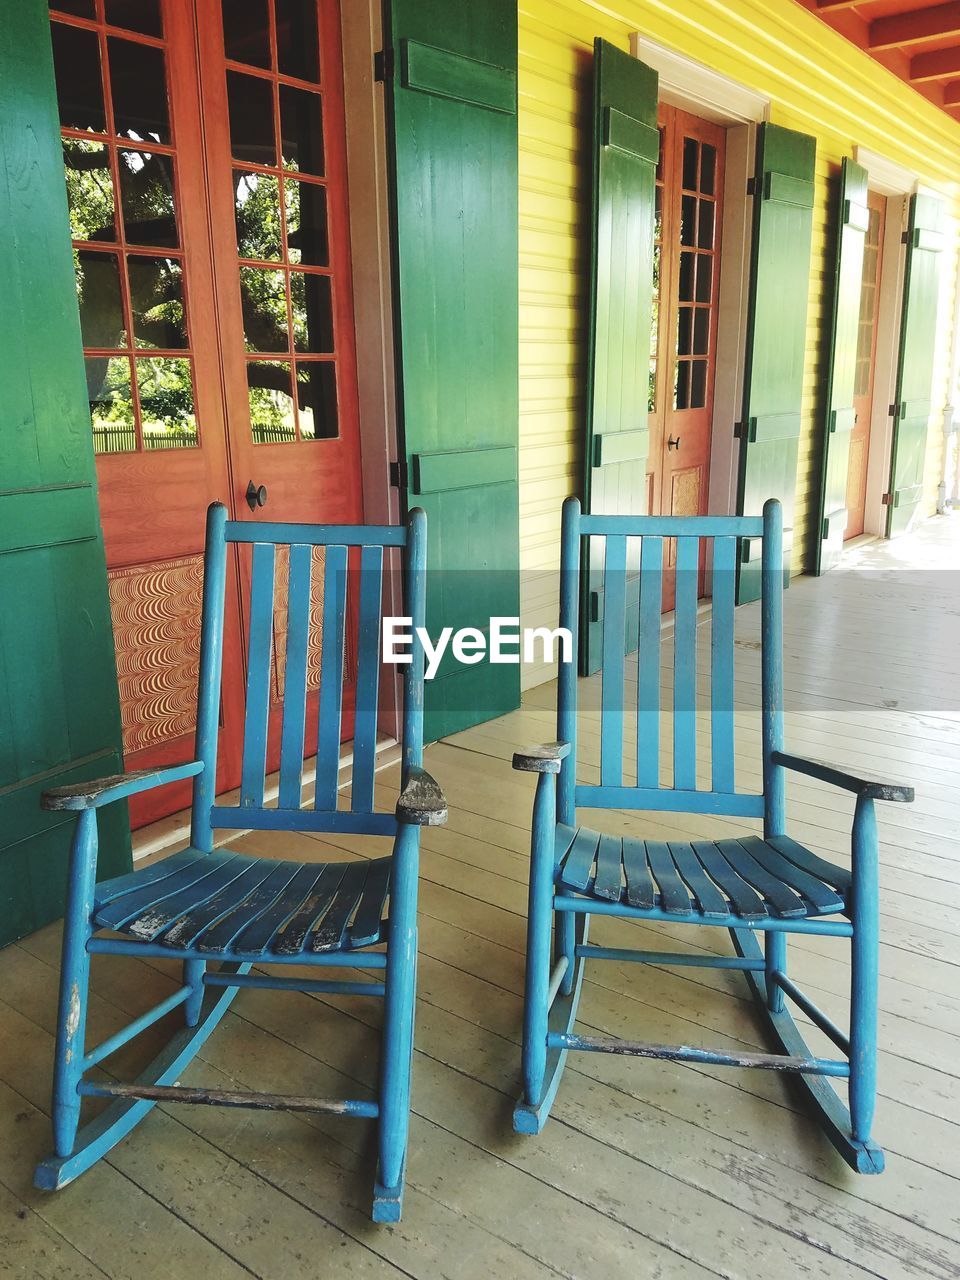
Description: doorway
xmin=648 ymin=105 xmax=725 ymax=604
xmin=49 ymin=0 xmax=365 ymax=823
xmin=847 ymin=190 xmax=886 ymax=541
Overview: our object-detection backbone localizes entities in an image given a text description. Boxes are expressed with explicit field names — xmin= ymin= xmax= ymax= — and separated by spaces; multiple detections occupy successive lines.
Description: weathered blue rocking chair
xmin=35 ymin=503 xmax=444 ymax=1222
xmin=513 ymin=497 xmax=913 ymax=1173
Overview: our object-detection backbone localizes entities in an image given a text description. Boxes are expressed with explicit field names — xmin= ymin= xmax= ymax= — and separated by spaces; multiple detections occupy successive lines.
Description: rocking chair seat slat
xmin=92 ymin=851 xmax=393 ymax=956
xmin=556 ymin=826 xmax=848 ymax=921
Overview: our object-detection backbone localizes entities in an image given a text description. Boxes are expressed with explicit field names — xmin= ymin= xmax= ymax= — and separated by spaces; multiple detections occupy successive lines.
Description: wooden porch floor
xmin=2 ymin=516 xmax=959 ymax=1279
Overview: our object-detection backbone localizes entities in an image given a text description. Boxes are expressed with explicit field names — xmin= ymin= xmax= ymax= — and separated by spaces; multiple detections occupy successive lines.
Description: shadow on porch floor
xmin=1 ymin=515 xmax=958 ymax=1278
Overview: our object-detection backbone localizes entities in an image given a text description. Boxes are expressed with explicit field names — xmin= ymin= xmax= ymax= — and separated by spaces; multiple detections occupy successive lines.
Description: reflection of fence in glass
xmin=92 ymin=425 xmax=199 ymax=453
xmin=251 ymin=422 xmax=297 ymax=445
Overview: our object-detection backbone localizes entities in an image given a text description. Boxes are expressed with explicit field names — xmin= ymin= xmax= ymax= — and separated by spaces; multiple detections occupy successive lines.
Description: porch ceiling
xmin=797 ymin=0 xmax=960 ymax=118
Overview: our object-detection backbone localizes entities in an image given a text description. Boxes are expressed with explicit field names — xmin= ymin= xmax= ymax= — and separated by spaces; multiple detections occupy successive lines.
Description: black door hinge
xmin=746 ymin=177 xmax=756 ymax=197
xmin=389 ymin=458 xmax=408 ymax=489
xmin=881 ymin=492 xmax=894 ymax=506
xmin=888 ymin=402 xmax=899 ymax=417
xmin=374 ymin=48 xmax=395 ymax=82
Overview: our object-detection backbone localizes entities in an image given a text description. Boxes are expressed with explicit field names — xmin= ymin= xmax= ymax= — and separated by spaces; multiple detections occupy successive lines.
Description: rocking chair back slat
xmin=314 ymin=545 xmax=349 ymax=812
xmin=600 ymin=535 xmax=627 ymax=786
xmin=566 ymin=503 xmax=772 ymax=818
xmin=352 ymin=544 xmax=385 ymax=813
xmin=277 ymin=543 xmax=313 ymax=809
xmin=710 ymin=535 xmax=737 ymax=794
xmin=673 ymin=536 xmax=699 ymax=790
xmin=240 ymin=541 xmax=277 ymax=809
xmin=636 ymin=534 xmax=662 ymax=788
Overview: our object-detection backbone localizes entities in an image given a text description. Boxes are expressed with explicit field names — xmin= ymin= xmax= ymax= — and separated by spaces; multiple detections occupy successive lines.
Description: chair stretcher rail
xmin=78 ymin=1081 xmax=380 ymax=1116
xmin=546 ymin=1034 xmax=850 ymax=1077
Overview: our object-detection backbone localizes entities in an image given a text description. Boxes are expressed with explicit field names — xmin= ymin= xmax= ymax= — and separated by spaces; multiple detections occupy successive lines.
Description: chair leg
xmin=520 ymin=773 xmax=556 ymax=1109
xmin=374 ymin=824 xmax=420 ymax=1223
xmin=849 ymin=796 xmax=879 ymax=1147
xmin=183 ymin=959 xmax=206 ymax=1027
xmin=764 ymin=932 xmax=786 ymax=1013
xmin=52 ymin=811 xmax=98 ymax=1157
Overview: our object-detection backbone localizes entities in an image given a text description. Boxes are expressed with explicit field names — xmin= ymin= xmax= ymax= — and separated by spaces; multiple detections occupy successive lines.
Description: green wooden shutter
xmin=384 ymin=0 xmax=520 ymax=739
xmin=582 ymin=38 xmax=658 ymax=674
xmin=815 ymin=158 xmax=869 ymax=574
xmin=0 ymin=1 xmax=130 ymax=947
xmin=887 ymin=192 xmax=943 ymax=537
xmin=737 ymin=122 xmax=816 ymax=602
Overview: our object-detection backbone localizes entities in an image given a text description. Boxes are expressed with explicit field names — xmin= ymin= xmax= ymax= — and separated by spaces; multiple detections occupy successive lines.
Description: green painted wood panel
xmin=737 ymin=122 xmax=816 ymax=602
xmin=887 ymin=192 xmax=943 ymax=537
xmin=0 ymin=1 xmax=129 ymax=947
xmin=582 ymin=39 xmax=658 ymax=674
xmin=815 ymin=158 xmax=869 ymax=575
xmin=385 ymin=0 xmax=521 ymax=740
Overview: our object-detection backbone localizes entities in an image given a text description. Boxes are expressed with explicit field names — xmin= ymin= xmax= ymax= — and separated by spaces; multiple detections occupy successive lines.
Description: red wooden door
xmin=648 ymin=107 xmax=725 ymax=606
xmin=50 ymin=0 xmax=364 ymax=823
xmin=847 ymin=190 xmax=885 ymax=540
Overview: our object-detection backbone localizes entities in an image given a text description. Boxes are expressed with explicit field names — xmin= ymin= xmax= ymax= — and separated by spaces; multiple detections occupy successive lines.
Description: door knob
xmin=246 ymin=480 xmax=268 ymax=511
xmin=667 ymin=435 xmax=681 ymax=451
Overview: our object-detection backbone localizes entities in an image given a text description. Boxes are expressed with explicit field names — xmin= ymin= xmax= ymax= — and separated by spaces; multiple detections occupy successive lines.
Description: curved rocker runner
xmin=34 ymin=503 xmax=445 ymax=1223
xmin=512 ymin=497 xmax=913 ymax=1174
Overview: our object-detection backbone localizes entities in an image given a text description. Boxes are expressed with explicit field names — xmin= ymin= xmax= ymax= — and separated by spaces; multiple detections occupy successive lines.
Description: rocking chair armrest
xmin=41 ymin=761 xmax=205 ymax=812
xmin=512 ymin=741 xmax=571 ymax=774
xmin=771 ymin=751 xmax=914 ymax=803
xmin=395 ymin=767 xmax=448 ymax=827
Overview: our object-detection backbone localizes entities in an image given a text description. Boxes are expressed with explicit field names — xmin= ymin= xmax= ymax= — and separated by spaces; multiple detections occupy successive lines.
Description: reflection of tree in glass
xmin=235 ymin=171 xmax=282 ymax=260
xmin=139 ymin=357 xmax=197 ymax=445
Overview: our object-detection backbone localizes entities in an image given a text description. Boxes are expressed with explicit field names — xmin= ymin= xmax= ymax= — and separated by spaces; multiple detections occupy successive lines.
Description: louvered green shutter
xmin=815 ymin=158 xmax=869 ymax=574
xmin=887 ymin=192 xmax=943 ymax=536
xmin=737 ymin=123 xmax=816 ymax=602
xmin=582 ymin=38 xmax=658 ymax=673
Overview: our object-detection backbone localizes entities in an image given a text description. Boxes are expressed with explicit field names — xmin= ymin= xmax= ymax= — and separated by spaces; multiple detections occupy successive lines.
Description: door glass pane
xmin=63 ymin=139 xmax=116 ymax=241
xmin=700 ymin=144 xmax=716 ymax=196
xmin=137 ymin=356 xmax=198 ymax=447
xmin=248 ymin=361 xmax=297 ymax=441
xmin=118 ymin=149 xmax=179 ymax=246
xmin=695 ymin=254 xmax=712 ymax=303
xmin=276 ymin=0 xmax=321 ymax=82
xmin=235 ymin=171 xmax=283 ymax=260
xmin=52 ymin=23 xmax=106 ymax=132
xmin=240 ymin=266 xmax=289 ymax=350
xmin=128 ymin=255 xmax=188 ymax=348
xmin=108 ymin=37 xmax=170 ymax=143
xmin=690 ymin=359 xmax=707 ymax=408
xmin=87 ymin=355 xmax=135 ymax=452
xmin=697 ymin=201 xmax=714 ymax=250
xmin=105 ymin=0 xmax=163 ymax=36
xmin=228 ymin=70 xmax=276 ymax=164
xmin=693 ymin=307 xmax=709 ymax=355
xmin=285 ymin=180 xmax=328 ymax=265
xmin=674 ymin=361 xmax=690 ymax=411
xmin=682 ymin=137 xmax=698 ymax=191
xmin=279 ymin=85 xmax=324 ymax=174
xmin=51 ymin=1 xmax=96 ymax=16
xmin=678 ymin=251 xmax=694 ymax=302
xmin=223 ymin=0 xmax=272 ymax=68
xmin=677 ymin=306 xmax=692 ymax=356
xmin=76 ymin=250 xmax=127 ymax=347
xmin=680 ymin=195 xmax=696 ymax=247
xmin=291 ymin=271 xmax=333 ymax=352
xmin=296 ymin=362 xmax=337 ymax=439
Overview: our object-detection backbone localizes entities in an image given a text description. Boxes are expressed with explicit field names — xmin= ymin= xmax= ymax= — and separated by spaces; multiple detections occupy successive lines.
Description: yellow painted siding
xmin=518 ymin=0 xmax=960 ymax=684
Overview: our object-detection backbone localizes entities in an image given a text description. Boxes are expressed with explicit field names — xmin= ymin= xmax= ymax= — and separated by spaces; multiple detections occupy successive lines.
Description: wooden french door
xmin=49 ymin=0 xmax=364 ymax=824
xmin=846 ymin=191 xmax=885 ymax=541
xmin=648 ymin=106 xmax=725 ymax=605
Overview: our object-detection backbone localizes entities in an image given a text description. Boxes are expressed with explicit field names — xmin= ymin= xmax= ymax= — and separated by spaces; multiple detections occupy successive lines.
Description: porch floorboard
xmin=2 ymin=514 xmax=958 ymax=1278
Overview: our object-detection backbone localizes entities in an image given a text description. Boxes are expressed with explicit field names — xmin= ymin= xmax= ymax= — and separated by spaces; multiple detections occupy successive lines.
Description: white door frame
xmin=630 ymin=36 xmax=770 ymax=519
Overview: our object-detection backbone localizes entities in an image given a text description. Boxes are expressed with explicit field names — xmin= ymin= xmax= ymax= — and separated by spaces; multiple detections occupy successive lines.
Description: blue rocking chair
xmin=34 ymin=503 xmax=445 ymax=1222
xmin=513 ymin=497 xmax=913 ymax=1173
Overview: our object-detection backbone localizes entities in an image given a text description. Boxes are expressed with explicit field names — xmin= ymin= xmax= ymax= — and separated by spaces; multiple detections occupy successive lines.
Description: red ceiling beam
xmin=869 ymin=2 xmax=960 ymax=51
xmin=910 ymin=45 xmax=960 ymax=81
xmin=943 ymin=78 xmax=960 ymax=104
xmin=815 ymin=0 xmax=875 ymax=11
